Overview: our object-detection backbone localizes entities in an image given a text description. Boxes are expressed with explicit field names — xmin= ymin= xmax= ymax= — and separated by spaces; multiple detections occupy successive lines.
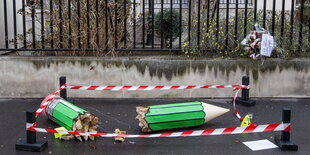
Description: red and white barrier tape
xmin=68 ymin=85 xmax=249 ymax=91
xmin=30 ymin=83 xmax=252 ymax=135
xmin=35 ymin=84 xmax=67 ymax=117
xmin=67 ymin=84 xmax=249 ymax=123
xmin=233 ymin=89 xmax=244 ymax=121
xmin=27 ymin=123 xmax=290 ymax=138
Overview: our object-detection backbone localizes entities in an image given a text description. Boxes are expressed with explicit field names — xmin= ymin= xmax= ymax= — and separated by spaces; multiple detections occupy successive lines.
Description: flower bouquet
xmin=241 ymin=23 xmax=275 ymax=60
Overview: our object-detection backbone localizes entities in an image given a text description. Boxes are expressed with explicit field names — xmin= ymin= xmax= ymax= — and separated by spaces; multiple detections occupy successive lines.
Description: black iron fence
xmin=0 ymin=0 xmax=309 ymax=56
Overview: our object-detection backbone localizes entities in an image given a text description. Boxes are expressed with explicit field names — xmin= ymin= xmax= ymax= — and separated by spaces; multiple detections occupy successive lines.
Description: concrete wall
xmin=0 ymin=57 xmax=309 ymax=98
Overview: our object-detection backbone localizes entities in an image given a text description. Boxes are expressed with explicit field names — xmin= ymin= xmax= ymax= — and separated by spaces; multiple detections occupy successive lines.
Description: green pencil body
xmin=136 ymin=102 xmax=229 ymax=132
xmin=45 ymin=97 xmax=87 ymax=130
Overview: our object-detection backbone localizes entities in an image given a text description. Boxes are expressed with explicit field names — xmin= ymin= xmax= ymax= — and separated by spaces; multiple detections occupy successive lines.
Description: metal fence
xmin=0 ymin=0 xmax=309 ymax=54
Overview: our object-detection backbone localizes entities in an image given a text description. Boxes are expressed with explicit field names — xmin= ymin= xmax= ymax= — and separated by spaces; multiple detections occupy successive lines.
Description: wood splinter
xmin=59 ymin=113 xmax=99 ymax=142
xmin=114 ymin=129 xmax=126 ymax=142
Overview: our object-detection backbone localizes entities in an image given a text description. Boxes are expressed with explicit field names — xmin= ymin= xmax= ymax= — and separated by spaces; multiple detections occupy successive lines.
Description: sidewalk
xmin=1 ymin=98 xmax=309 ymax=154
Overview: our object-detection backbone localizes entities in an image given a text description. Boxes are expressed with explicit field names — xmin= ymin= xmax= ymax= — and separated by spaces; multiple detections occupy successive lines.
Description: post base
xmin=275 ymin=135 xmax=298 ymax=151
xmin=235 ymin=97 xmax=256 ymax=106
xmin=15 ymin=140 xmax=48 ymax=152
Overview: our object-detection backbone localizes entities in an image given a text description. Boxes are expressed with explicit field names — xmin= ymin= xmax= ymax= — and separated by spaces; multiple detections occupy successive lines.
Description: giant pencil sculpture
xmin=41 ymin=95 xmax=99 ymax=141
xmin=136 ymin=102 xmax=229 ymax=132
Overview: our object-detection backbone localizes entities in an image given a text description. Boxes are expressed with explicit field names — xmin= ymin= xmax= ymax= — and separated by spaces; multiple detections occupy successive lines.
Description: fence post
xmin=15 ymin=112 xmax=48 ymax=152
xmin=59 ymin=76 xmax=67 ymax=100
xmin=275 ymin=108 xmax=298 ymax=151
xmin=146 ymin=0 xmax=153 ymax=46
xmin=236 ymin=76 xmax=255 ymax=106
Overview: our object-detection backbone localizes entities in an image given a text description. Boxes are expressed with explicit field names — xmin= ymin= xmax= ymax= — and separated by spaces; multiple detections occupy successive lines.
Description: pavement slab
xmin=1 ymin=98 xmax=309 ymax=155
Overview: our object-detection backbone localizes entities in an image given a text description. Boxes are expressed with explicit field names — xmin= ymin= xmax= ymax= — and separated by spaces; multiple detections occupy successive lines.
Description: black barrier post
xmin=235 ymin=76 xmax=256 ymax=106
xmin=15 ymin=112 xmax=48 ymax=152
xmin=26 ymin=112 xmax=36 ymax=144
xmin=60 ymin=76 xmax=67 ymax=100
xmin=275 ymin=108 xmax=298 ymax=151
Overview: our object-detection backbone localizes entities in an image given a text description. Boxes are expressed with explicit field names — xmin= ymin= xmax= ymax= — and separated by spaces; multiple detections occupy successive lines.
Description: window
xmin=145 ymin=0 xmax=189 ymax=9
xmin=219 ymin=0 xmax=253 ymax=8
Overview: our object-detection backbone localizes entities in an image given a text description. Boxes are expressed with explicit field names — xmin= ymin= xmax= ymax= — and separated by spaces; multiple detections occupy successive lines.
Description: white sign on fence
xmin=260 ymin=34 xmax=275 ymax=57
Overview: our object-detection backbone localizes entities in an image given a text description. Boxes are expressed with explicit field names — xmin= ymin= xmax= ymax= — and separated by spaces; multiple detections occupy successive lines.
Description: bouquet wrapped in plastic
xmin=241 ymin=23 xmax=276 ymax=60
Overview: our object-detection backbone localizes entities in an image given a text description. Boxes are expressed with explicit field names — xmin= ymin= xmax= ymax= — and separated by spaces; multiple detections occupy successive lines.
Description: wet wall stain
xmin=123 ymin=60 xmax=190 ymax=80
xmin=29 ymin=58 xmax=310 ymax=81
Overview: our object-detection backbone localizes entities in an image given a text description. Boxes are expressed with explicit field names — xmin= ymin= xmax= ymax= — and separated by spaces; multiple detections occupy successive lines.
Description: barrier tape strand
xmin=35 ymin=84 xmax=67 ymax=117
xmin=26 ymin=123 xmax=290 ymax=138
xmin=29 ymin=83 xmax=267 ymax=138
xmin=68 ymin=85 xmax=249 ymax=91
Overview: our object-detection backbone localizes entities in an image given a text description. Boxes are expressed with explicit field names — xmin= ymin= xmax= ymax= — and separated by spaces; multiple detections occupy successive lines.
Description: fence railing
xmin=0 ymin=0 xmax=309 ymax=55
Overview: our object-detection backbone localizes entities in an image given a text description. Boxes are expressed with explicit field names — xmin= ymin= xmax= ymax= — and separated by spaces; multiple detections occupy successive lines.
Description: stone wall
xmin=0 ymin=57 xmax=309 ymax=98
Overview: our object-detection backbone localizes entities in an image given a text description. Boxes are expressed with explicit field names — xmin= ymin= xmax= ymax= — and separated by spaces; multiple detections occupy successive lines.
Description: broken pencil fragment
xmin=41 ymin=95 xmax=99 ymax=141
xmin=114 ymin=129 xmax=126 ymax=142
xmin=136 ymin=102 xmax=229 ymax=132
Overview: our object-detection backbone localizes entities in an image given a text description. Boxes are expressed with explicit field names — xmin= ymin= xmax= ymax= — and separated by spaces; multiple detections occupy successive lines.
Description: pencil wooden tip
xmin=201 ymin=102 xmax=230 ymax=123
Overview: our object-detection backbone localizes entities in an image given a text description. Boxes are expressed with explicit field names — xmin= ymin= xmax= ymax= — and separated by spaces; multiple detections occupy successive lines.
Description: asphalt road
xmin=1 ymin=98 xmax=309 ymax=155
